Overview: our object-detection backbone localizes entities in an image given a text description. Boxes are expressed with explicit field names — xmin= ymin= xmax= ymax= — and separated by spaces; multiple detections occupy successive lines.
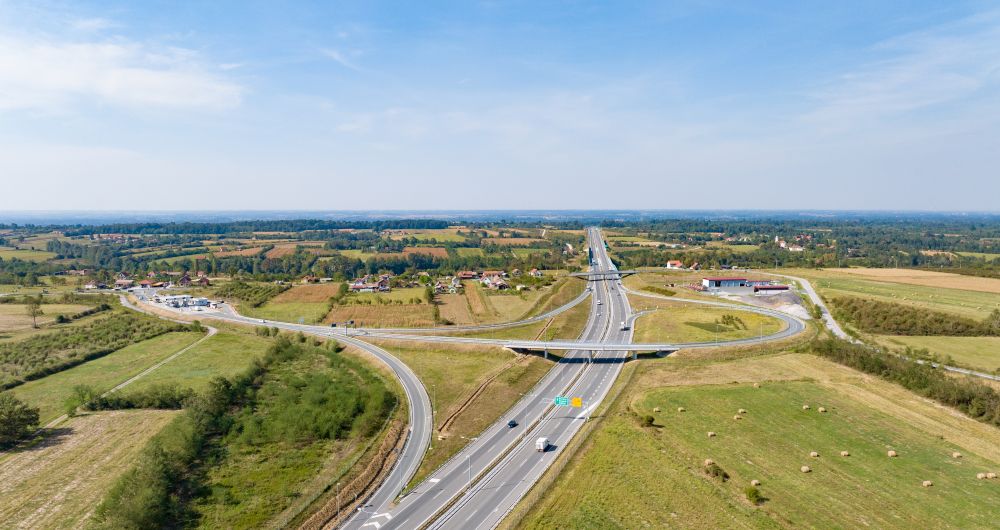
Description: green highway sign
xmin=554 ymin=396 xmax=569 ymax=407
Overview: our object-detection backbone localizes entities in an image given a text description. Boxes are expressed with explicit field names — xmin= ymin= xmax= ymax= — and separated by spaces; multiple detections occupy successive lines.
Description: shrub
xmin=832 ymin=297 xmax=993 ymax=336
xmin=745 ymin=486 xmax=763 ymax=504
xmin=0 ymin=392 xmax=40 ymax=448
xmin=705 ymin=462 xmax=729 ymax=481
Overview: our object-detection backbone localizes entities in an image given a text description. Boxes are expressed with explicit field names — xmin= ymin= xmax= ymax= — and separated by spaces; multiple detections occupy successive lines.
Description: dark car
xmin=507 ymin=419 xmax=518 ymax=428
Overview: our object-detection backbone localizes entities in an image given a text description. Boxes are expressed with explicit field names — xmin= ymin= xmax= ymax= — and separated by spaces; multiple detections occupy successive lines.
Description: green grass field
xmin=510 ymin=248 xmax=552 ymax=258
xmin=706 ymin=241 xmax=761 ymax=252
xmin=874 ymin=335 xmax=1000 ymax=373
xmin=631 ymin=305 xmax=784 ymax=344
xmin=11 ymin=331 xmax=204 ymax=422
xmin=0 ymin=248 xmax=57 ymax=261
xmin=126 ymin=331 xmax=273 ymax=394
xmin=455 ymin=247 xmax=484 ymax=257
xmin=522 ymin=378 xmax=1000 ymax=529
xmin=794 ymin=271 xmax=1000 ymax=319
xmin=957 ymin=252 xmax=1000 ymax=261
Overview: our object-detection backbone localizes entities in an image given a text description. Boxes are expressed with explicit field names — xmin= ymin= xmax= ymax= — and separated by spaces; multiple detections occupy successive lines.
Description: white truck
xmin=620 ymin=321 xmax=629 ymax=331
xmin=535 ymin=437 xmax=550 ymax=452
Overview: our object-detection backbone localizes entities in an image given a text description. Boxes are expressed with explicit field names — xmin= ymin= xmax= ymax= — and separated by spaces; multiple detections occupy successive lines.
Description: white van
xmin=536 ymin=437 xmax=550 ymax=452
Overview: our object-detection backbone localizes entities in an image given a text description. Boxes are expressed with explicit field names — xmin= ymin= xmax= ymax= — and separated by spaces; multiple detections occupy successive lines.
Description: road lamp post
xmin=336 ymin=481 xmax=341 ymax=520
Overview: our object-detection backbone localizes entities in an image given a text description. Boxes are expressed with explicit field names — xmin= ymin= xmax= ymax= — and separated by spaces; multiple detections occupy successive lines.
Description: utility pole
xmin=336 ymin=482 xmax=341 ymax=521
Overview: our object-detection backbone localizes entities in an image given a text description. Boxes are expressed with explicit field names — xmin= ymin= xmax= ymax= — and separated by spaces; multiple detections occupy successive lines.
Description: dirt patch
xmin=272 ymin=283 xmax=343 ymax=303
xmin=834 ymin=268 xmax=1000 ymax=294
xmin=0 ymin=410 xmax=178 ymax=529
xmin=324 ymin=305 xmax=436 ymax=328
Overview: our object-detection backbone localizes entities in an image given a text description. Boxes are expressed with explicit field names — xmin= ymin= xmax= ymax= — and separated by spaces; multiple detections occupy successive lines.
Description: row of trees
xmin=832 ymin=297 xmax=1000 ymax=336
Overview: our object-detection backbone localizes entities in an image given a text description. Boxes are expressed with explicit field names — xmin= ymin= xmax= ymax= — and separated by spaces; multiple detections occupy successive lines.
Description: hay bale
xmin=888 ymin=450 xmax=898 ymax=458
xmin=802 ymin=404 xmax=811 ymax=410
xmin=801 ymin=466 xmax=811 ymax=473
xmin=818 ymin=407 xmax=827 ymax=413
xmin=952 ymin=452 xmax=962 ymax=459
xmin=752 ymin=382 xmax=760 ymax=388
xmin=750 ymin=479 xmax=761 ymax=486
xmin=733 ymin=415 xmax=743 ymax=420
xmin=704 ymin=459 xmax=715 ymax=466
xmin=653 ymin=407 xmax=661 ymax=413
xmin=677 ymin=407 xmax=686 ymax=412
xmin=988 ymin=472 xmax=998 ymax=479
xmin=738 ymin=408 xmax=748 ymax=414
xmin=810 ymin=451 xmax=820 ymax=458
xmin=707 ymin=431 xmax=716 ymax=438
xmin=922 ymin=480 xmax=933 ymax=488
xmin=840 ymin=450 xmax=850 ymax=457
xmin=976 ymin=472 xmax=987 ymax=480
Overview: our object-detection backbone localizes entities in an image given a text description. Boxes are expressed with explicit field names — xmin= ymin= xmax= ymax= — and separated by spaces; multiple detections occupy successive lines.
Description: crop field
xmin=520 ymin=353 xmax=1000 ymax=529
xmin=125 ymin=331 xmax=273 ymax=394
xmin=375 ymin=340 xmax=551 ymax=487
xmin=386 ymin=229 xmax=467 ymax=242
xmin=957 ymin=252 xmax=1000 ymax=261
xmin=788 ymin=269 xmax=1000 ymax=319
xmin=325 ymin=304 xmax=436 ymax=327
xmin=631 ymin=304 xmax=785 ymax=344
xmin=0 ymin=304 xmax=92 ymax=332
xmin=213 ymin=246 xmax=265 ymax=257
xmin=0 ymin=248 xmax=57 ymax=261
xmin=510 ymin=247 xmax=551 ymax=258
xmin=705 ymin=241 xmax=761 ymax=252
xmin=455 ymin=247 xmax=484 ymax=257
xmin=873 ymin=335 xmax=1000 ymax=373
xmin=0 ymin=410 xmax=179 ymax=529
xmin=243 ymin=283 xmax=341 ymax=323
xmin=832 ymin=267 xmax=1000 ymax=295
xmin=11 ymin=331 xmax=203 ymax=422
xmin=482 ymin=237 xmax=547 ymax=246
xmin=334 ymin=249 xmax=371 ymax=261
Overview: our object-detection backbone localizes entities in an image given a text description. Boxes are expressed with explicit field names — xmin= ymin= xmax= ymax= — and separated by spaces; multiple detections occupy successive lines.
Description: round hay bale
xmin=818 ymin=407 xmax=827 ymax=413
xmin=704 ymin=459 xmax=715 ymax=466
xmin=977 ymin=472 xmax=987 ymax=480
xmin=733 ymin=415 xmax=742 ymax=420
xmin=750 ymin=479 xmax=761 ymax=486
xmin=802 ymin=404 xmax=811 ymax=410
xmin=952 ymin=452 xmax=963 ymax=459
xmin=677 ymin=407 xmax=686 ymax=412
xmin=738 ymin=408 xmax=748 ymax=414
xmin=752 ymin=382 xmax=760 ymax=388
xmin=707 ymin=431 xmax=716 ymax=438
xmin=888 ymin=450 xmax=898 ymax=458
xmin=801 ymin=465 xmax=811 ymax=473
xmin=988 ymin=472 xmax=998 ymax=479
xmin=810 ymin=451 xmax=820 ymax=458
xmin=653 ymin=407 xmax=661 ymax=413
xmin=840 ymin=450 xmax=850 ymax=457
xmin=922 ymin=480 xmax=933 ymax=488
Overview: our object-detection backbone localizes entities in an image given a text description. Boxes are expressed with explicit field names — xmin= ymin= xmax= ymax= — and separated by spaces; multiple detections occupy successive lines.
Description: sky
xmin=1 ymin=1 xmax=999 ymax=212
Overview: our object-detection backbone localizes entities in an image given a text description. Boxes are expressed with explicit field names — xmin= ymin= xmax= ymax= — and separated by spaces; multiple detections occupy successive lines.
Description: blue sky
xmin=1 ymin=1 xmax=998 ymax=211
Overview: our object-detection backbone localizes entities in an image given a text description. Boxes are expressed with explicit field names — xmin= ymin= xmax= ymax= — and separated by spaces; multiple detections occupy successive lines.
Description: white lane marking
xmin=362 ymin=522 xmax=380 ymax=529
xmin=429 ymin=478 xmax=440 ymax=483
xmin=372 ymin=513 xmax=392 ymax=521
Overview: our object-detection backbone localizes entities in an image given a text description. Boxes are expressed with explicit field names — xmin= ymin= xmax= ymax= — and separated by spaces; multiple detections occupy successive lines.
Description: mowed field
xmin=519 ymin=353 xmax=1000 ymax=529
xmin=0 ymin=248 xmax=57 ymax=261
xmin=787 ymin=268 xmax=1000 ymax=319
xmin=833 ymin=267 xmax=1000 ymax=294
xmin=0 ymin=304 xmax=93 ymax=332
xmin=873 ymin=335 xmax=1000 ymax=374
xmin=373 ymin=340 xmax=552 ymax=487
xmin=631 ymin=304 xmax=785 ymax=344
xmin=0 ymin=410 xmax=179 ymax=529
xmin=243 ymin=283 xmax=342 ymax=323
xmin=385 ymin=228 xmax=467 ymax=242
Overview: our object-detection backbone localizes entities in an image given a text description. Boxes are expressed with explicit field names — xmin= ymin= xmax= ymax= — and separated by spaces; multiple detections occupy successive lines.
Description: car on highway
xmin=507 ymin=419 xmax=518 ymax=428
xmin=596 ymin=300 xmax=603 ymax=305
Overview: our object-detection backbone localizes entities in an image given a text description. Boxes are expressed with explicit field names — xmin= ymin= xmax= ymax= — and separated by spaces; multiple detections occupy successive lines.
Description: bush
xmin=642 ymin=415 xmax=655 ymax=427
xmin=705 ymin=462 xmax=729 ymax=481
xmin=745 ymin=486 xmax=763 ymax=504
xmin=641 ymin=286 xmax=676 ymax=297
xmin=832 ymin=297 xmax=993 ymax=336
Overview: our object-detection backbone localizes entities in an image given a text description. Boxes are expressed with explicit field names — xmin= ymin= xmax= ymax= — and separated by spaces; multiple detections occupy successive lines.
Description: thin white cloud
xmin=805 ymin=9 xmax=1000 ymax=130
xmin=321 ymin=48 xmax=363 ymax=71
xmin=0 ymin=32 xmax=243 ymax=111
xmin=71 ymin=17 xmax=116 ymax=33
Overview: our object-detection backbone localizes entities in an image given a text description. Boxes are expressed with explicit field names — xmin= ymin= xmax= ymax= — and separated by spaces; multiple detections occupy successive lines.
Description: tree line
xmin=832 ymin=297 xmax=1000 ymax=336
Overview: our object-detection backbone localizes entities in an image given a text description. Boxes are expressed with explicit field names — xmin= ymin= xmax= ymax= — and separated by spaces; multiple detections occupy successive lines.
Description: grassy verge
xmin=631 ymin=305 xmax=785 ymax=344
xmin=873 ymin=335 xmax=1000 ymax=374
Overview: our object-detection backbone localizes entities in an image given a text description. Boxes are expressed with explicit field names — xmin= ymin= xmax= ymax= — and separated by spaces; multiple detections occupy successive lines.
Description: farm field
xmin=631 ymin=304 xmax=785 ymax=344
xmin=510 ymin=248 xmax=551 ymax=258
xmin=832 ymin=267 xmax=1000 ymax=294
xmin=873 ymin=335 xmax=1000 ymax=374
xmin=326 ymin=304 xmax=436 ymax=328
xmin=482 ymin=237 xmax=547 ymax=246
xmin=519 ymin=353 xmax=1000 ymax=529
xmin=455 ymin=247 xmax=484 ymax=257
xmin=705 ymin=241 xmax=761 ymax=252
xmin=125 ymin=331 xmax=273 ymax=394
xmin=243 ymin=283 xmax=341 ymax=323
xmin=11 ymin=331 xmax=204 ymax=422
xmin=786 ymin=268 xmax=1000 ymax=319
xmin=385 ymin=228 xmax=467 ymax=242
xmin=0 ymin=410 xmax=179 ymax=530
xmin=403 ymin=246 xmax=449 ymax=258
xmin=957 ymin=252 xmax=1000 ymax=261
xmin=0 ymin=248 xmax=57 ymax=261
xmin=334 ymin=249 xmax=371 ymax=261
xmin=0 ymin=303 xmax=92 ymax=332
xmin=375 ymin=340 xmax=551 ymax=487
